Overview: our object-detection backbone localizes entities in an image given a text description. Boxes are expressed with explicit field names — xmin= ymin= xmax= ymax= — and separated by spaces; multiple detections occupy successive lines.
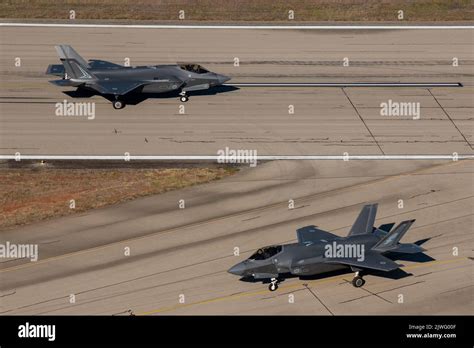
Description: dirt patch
xmin=0 ymin=166 xmax=238 ymax=230
xmin=1 ymin=0 xmax=472 ymax=22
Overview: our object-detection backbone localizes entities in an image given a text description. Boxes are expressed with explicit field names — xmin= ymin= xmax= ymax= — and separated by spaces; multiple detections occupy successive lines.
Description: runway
xmin=0 ymin=27 xmax=472 ymax=155
xmin=0 ymin=159 xmax=472 ymax=315
xmin=0 ymin=25 xmax=472 ymax=316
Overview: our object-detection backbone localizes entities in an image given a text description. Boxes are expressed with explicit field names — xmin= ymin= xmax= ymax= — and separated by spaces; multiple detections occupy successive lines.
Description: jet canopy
xmin=248 ymin=245 xmax=282 ymax=260
xmin=179 ymin=64 xmax=210 ymax=74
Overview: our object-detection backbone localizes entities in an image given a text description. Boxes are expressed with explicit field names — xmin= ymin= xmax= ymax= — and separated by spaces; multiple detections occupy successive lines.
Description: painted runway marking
xmin=1 ymin=23 xmax=473 ymax=30
xmin=228 ymin=82 xmax=463 ymax=87
xmin=1 ymin=155 xmax=473 ymax=160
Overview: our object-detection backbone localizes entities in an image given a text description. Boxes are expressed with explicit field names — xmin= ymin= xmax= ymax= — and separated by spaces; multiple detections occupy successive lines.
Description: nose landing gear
xmin=179 ymin=91 xmax=189 ymax=102
xmin=268 ymin=278 xmax=279 ymax=291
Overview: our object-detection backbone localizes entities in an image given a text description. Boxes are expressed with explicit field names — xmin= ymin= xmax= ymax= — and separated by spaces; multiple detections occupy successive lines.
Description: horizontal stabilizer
xmin=324 ymin=250 xmax=401 ymax=272
xmin=46 ymin=64 xmax=65 ymax=76
xmin=48 ymin=79 xmax=79 ymax=87
xmin=385 ymin=243 xmax=425 ymax=254
xmin=296 ymin=225 xmax=339 ymax=245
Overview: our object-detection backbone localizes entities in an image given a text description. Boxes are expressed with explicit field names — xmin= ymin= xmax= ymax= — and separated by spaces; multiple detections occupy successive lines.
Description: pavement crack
xmin=302 ymin=283 xmax=334 ymax=315
xmin=341 ymin=88 xmax=385 ymax=155
xmin=428 ymin=89 xmax=473 ymax=150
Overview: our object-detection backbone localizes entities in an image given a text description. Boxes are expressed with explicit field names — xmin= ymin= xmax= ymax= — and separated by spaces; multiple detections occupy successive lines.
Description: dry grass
xmin=0 ymin=166 xmax=237 ymax=230
xmin=0 ymin=0 xmax=472 ymax=21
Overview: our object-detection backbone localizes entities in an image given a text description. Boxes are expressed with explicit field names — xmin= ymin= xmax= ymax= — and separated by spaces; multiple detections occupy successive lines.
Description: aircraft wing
xmin=324 ymin=250 xmax=401 ymax=272
xmin=297 ymin=225 xmax=339 ymax=245
xmin=88 ymin=81 xmax=145 ymax=96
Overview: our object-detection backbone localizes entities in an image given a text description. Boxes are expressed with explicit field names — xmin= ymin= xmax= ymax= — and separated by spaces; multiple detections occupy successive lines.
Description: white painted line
xmin=227 ymin=82 xmax=463 ymax=88
xmin=1 ymin=155 xmax=472 ymax=160
xmin=0 ymin=23 xmax=473 ymax=30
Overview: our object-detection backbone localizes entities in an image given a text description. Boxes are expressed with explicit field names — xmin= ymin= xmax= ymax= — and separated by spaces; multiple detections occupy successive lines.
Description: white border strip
xmin=0 ymin=23 xmax=473 ymax=30
xmin=1 ymin=155 xmax=472 ymax=160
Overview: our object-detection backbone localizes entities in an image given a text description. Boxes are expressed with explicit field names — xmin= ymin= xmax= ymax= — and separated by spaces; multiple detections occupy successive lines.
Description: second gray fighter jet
xmin=228 ymin=204 xmax=429 ymax=291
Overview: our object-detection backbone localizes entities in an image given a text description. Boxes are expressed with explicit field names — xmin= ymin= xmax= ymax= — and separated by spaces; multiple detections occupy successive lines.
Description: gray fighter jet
xmin=46 ymin=45 xmax=230 ymax=109
xmin=228 ymin=204 xmax=428 ymax=291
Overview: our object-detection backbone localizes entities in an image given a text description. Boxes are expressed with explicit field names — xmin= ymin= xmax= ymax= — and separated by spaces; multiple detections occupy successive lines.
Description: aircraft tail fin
xmin=55 ymin=45 xmax=95 ymax=80
xmin=372 ymin=219 xmax=416 ymax=252
xmin=347 ymin=204 xmax=378 ymax=236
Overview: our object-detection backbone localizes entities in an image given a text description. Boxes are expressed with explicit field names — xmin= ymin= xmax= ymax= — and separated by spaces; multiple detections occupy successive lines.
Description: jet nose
xmin=227 ymin=262 xmax=246 ymax=276
xmin=217 ymin=74 xmax=231 ymax=85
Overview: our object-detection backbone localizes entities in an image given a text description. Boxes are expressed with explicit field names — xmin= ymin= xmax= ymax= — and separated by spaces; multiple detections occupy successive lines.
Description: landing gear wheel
xmin=113 ymin=100 xmax=125 ymax=109
xmin=180 ymin=95 xmax=189 ymax=102
xmin=268 ymin=282 xmax=278 ymax=291
xmin=268 ymin=278 xmax=279 ymax=292
xmin=352 ymin=276 xmax=365 ymax=288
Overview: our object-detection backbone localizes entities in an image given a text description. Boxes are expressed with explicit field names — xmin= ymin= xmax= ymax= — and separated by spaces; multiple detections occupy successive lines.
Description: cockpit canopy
xmin=248 ymin=245 xmax=282 ymax=260
xmin=179 ymin=64 xmax=209 ymax=74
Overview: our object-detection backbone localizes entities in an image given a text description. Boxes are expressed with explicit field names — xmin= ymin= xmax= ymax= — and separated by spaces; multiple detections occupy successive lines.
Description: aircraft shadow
xmin=62 ymin=85 xmax=239 ymax=105
xmin=414 ymin=237 xmax=432 ymax=246
xmin=237 ymin=268 xmax=411 ymax=285
xmin=297 ymin=268 xmax=413 ymax=282
xmin=63 ymin=89 xmax=97 ymax=98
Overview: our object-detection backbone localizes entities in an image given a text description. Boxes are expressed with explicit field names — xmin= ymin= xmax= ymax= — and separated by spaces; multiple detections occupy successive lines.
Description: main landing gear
xmin=179 ymin=91 xmax=189 ymax=102
xmin=268 ymin=278 xmax=279 ymax=291
xmin=112 ymin=99 xmax=126 ymax=109
xmin=351 ymin=271 xmax=366 ymax=288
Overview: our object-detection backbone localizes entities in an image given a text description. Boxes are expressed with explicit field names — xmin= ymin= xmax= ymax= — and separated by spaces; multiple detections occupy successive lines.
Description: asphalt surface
xmin=0 ymin=159 xmax=472 ymax=314
xmin=0 ymin=27 xmax=472 ymax=155
xmin=0 ymin=26 xmax=472 ymax=315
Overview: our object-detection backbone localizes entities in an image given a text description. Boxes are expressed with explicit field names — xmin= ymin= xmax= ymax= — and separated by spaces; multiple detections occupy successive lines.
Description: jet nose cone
xmin=217 ymin=74 xmax=231 ymax=85
xmin=227 ymin=262 xmax=246 ymax=276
